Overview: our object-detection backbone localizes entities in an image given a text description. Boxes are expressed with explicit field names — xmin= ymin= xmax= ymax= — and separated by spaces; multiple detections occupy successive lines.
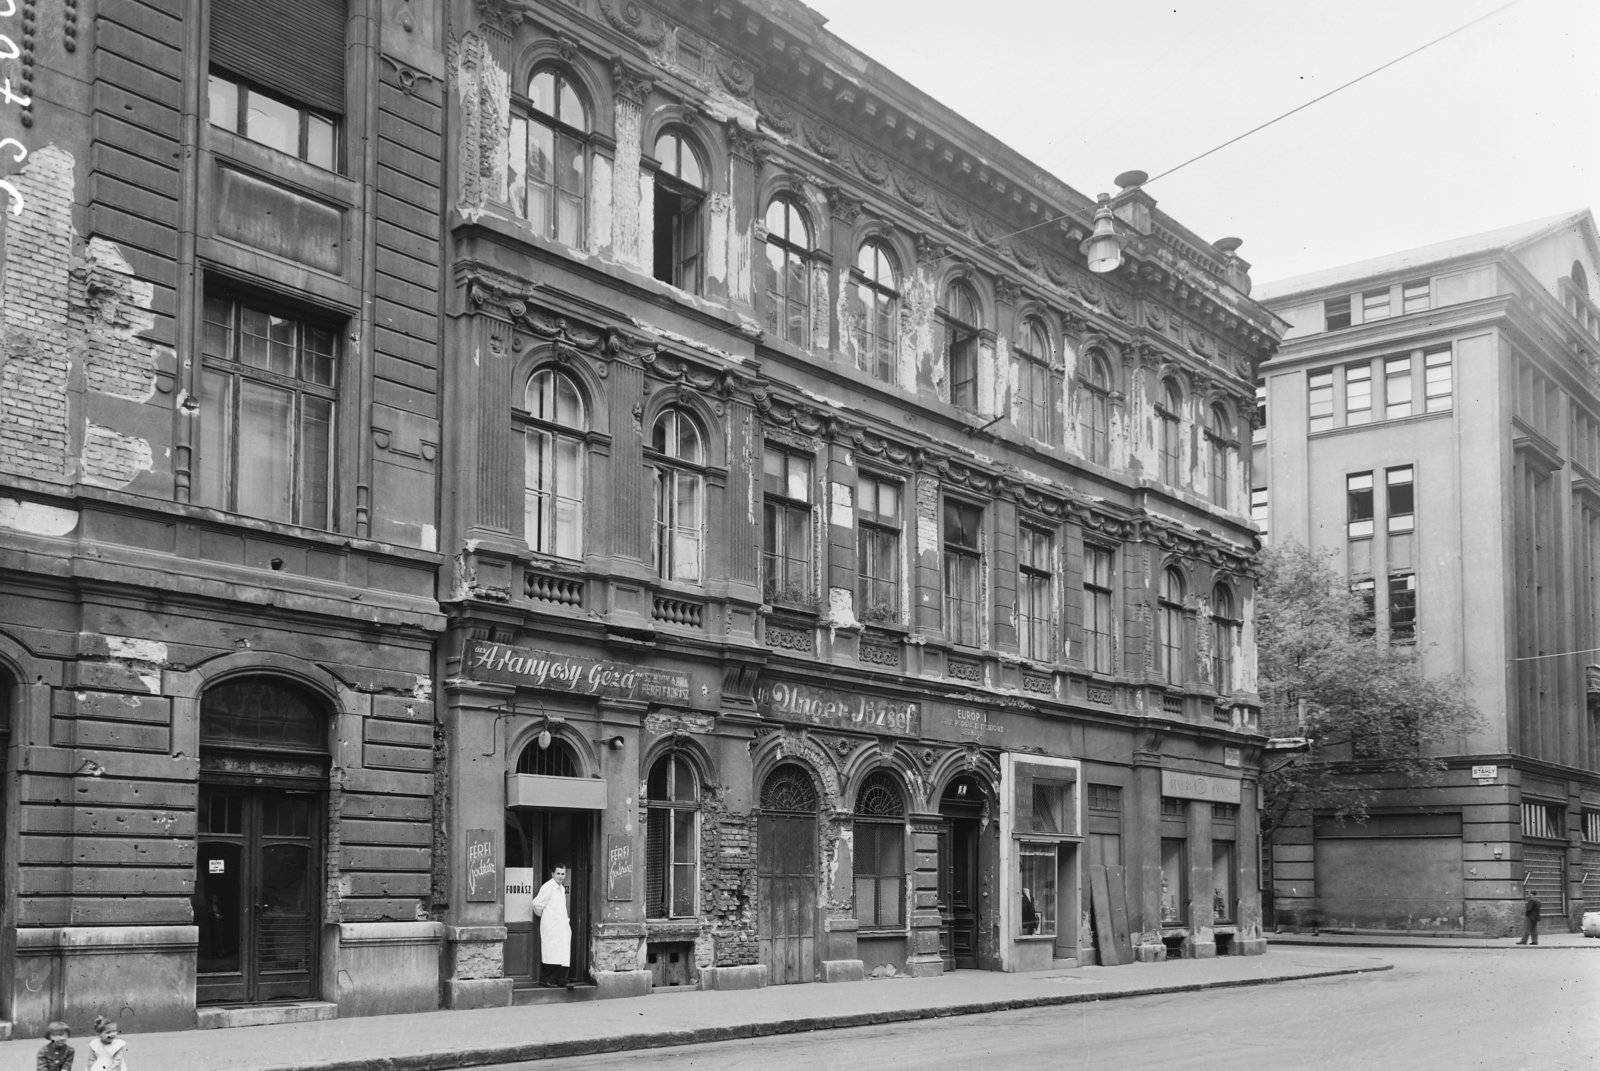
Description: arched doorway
xmin=757 ymin=763 xmax=819 ymax=985
xmin=939 ymin=775 xmax=988 ymax=970
xmin=503 ymin=736 xmax=593 ymax=987
xmin=196 ymin=676 xmax=329 ymax=1004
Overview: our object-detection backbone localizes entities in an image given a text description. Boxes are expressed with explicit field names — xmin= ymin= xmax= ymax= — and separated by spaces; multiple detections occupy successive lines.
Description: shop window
xmin=1014 ymin=767 xmax=1074 ymax=835
xmin=1157 ymin=379 xmax=1183 ymax=486
xmin=1424 ymin=349 xmax=1453 ymax=412
xmin=1206 ymin=405 xmax=1233 ymax=505
xmin=510 ymin=68 xmax=589 ymax=245
xmin=652 ymin=131 xmax=705 ymax=292
xmin=854 ymin=771 xmax=905 ymax=929
xmin=1211 ymin=584 xmax=1237 ymax=696
xmin=1082 ymin=544 xmax=1114 ymax=675
xmin=852 ymin=241 xmax=900 ymax=383
xmin=1159 ymin=566 xmax=1186 ymax=683
xmin=649 ymin=406 xmax=707 ymax=583
xmin=1018 ymin=842 xmax=1057 ymax=937
xmin=1345 ymin=361 xmax=1372 ymax=425
xmin=943 ymin=500 xmax=984 ymax=647
xmin=521 ymin=368 xmax=587 ymax=558
xmin=1308 ymin=368 xmax=1334 ymax=432
xmin=1347 ymin=471 xmax=1374 ymax=538
xmin=857 ymin=474 xmax=903 ymax=625
xmin=1014 ymin=317 xmax=1054 ymax=442
xmin=762 ymin=445 xmax=815 ymax=607
xmin=1079 ymin=349 xmax=1112 ymax=464
xmin=646 ymin=753 xmax=698 ymax=919
xmin=1386 ymin=466 xmax=1415 ymax=533
xmin=198 ymin=293 xmax=339 ymax=530
xmin=200 ymin=676 xmax=327 ymax=752
xmin=764 ymin=197 xmax=812 ymax=347
xmin=1324 ymin=296 xmax=1351 ymax=331
xmin=207 ymin=0 xmax=345 ymax=170
xmin=1385 ymin=356 xmax=1413 ymax=419
xmin=1212 ymin=841 xmax=1236 ymax=924
xmin=1017 ymin=524 xmax=1055 ymax=662
xmin=1160 ymin=838 xmax=1187 ymax=925
xmin=941 ymin=282 xmax=982 ymax=410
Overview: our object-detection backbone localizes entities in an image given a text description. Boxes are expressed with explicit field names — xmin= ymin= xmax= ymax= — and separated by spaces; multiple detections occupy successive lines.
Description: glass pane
xmin=528 ymin=122 xmax=554 ymax=233
xmin=299 ymin=395 xmax=333 ymax=529
xmin=244 ymin=88 xmax=300 ymax=156
xmin=303 ymin=326 xmax=336 ymax=386
xmin=557 ymin=130 xmax=584 ymax=193
xmin=202 ymin=296 xmax=232 ymax=359
xmin=786 ymin=455 xmax=811 ymax=501
xmin=673 ymin=755 xmax=696 ymax=801
xmin=679 ymin=143 xmax=702 ymax=188
xmin=672 ymin=859 xmax=695 ymax=918
xmin=257 ymin=843 xmax=312 ymax=970
xmin=238 ymin=305 xmax=272 ymax=370
xmin=677 ymin=414 xmax=703 ymax=462
xmin=1019 ymin=846 xmax=1056 ymax=936
xmin=558 ymin=80 xmax=585 ymax=129
xmin=529 ymin=70 xmax=555 ymax=116
xmin=508 ymin=116 xmax=528 ymax=219
xmin=306 ymin=113 xmax=334 ymax=170
xmin=207 ymin=74 xmax=238 ymax=132
xmin=201 ymin=676 xmax=327 ymax=749
xmin=673 ymin=809 xmax=695 ymax=864
xmin=1161 ymin=839 xmax=1185 ymax=924
xmin=1212 ymin=842 xmax=1235 ymax=922
xmin=236 ymin=380 xmax=294 ymax=522
xmin=197 ymin=370 xmax=232 ymax=510
xmin=647 ymin=758 xmax=670 ymax=801
xmin=196 ymin=840 xmax=243 ymax=974
xmin=267 ymin=315 xmax=297 ymax=377
xmin=765 ymin=199 xmax=786 ymax=236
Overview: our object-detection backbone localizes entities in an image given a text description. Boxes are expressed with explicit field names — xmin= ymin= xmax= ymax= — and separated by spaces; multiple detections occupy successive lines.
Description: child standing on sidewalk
xmin=86 ymin=1017 xmax=128 ymax=1071
xmin=36 ymin=1021 xmax=74 ymax=1071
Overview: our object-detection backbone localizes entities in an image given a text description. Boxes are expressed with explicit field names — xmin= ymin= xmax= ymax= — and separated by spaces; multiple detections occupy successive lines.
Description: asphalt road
xmin=486 ymin=948 xmax=1600 ymax=1071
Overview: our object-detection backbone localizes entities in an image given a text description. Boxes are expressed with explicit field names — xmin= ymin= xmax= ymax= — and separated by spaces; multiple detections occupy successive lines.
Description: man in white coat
xmin=531 ymin=865 xmax=572 ymax=987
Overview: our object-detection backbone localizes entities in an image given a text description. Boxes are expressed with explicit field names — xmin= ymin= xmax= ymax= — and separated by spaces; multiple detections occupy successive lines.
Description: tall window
xmin=1362 ymin=288 xmax=1391 ymax=322
xmin=1253 ymin=379 xmax=1266 ymax=445
xmin=1014 ymin=317 xmax=1053 ymax=441
xmin=853 ymin=772 xmax=905 ymax=929
xmin=652 ymin=131 xmax=705 ymax=292
xmin=762 ymin=446 xmax=814 ymax=606
xmin=943 ymin=500 xmax=983 ymax=647
xmin=1160 ymin=838 xmax=1187 ymax=924
xmin=1080 ymin=350 xmax=1112 ymax=464
xmin=1385 ymin=356 xmax=1413 ymax=419
xmin=198 ymin=294 xmax=338 ymax=530
xmin=1352 ymin=577 xmax=1376 ymax=637
xmin=1212 ymin=841 xmax=1237 ymax=923
xmin=510 ymin=69 xmax=589 ymax=245
xmin=1345 ymin=361 xmax=1372 ymax=425
xmin=853 ymin=242 xmax=900 ymax=383
xmin=1347 ymin=472 xmax=1374 ymax=538
xmin=207 ymin=0 xmax=344 ymax=170
xmin=1206 ymin=405 xmax=1232 ymax=506
xmin=764 ymin=198 xmax=812 ymax=347
xmin=1017 ymin=525 xmax=1055 ymax=662
xmin=1402 ymin=279 xmax=1430 ymax=314
xmin=1389 ymin=574 xmax=1417 ymax=643
xmin=1211 ymin=584 xmax=1237 ymax=695
xmin=522 ymin=368 xmax=587 ymax=558
xmin=1159 ymin=566 xmax=1185 ymax=682
xmin=650 ymin=407 xmax=706 ymax=583
xmin=1387 ymin=466 xmax=1415 ymax=533
xmin=1158 ymin=379 xmax=1183 ymax=487
xmin=1083 ymin=544 xmax=1114 ymax=675
xmin=1308 ymin=368 xmax=1334 ymax=432
xmin=857 ymin=474 xmax=902 ymax=624
xmin=1424 ymin=349 xmax=1453 ymax=411
xmin=941 ymin=282 xmax=982 ymax=410
xmin=1324 ymin=296 xmax=1352 ymax=331
xmin=645 ymin=753 xmax=698 ymax=919
xmin=1251 ymin=487 xmax=1269 ymax=536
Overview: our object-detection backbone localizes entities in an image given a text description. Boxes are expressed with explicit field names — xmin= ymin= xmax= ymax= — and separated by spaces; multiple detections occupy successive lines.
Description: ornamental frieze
xmin=600 ymin=0 xmax=667 ymax=47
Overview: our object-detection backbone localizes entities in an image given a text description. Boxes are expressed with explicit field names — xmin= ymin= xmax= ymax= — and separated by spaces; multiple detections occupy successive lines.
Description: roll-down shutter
xmin=210 ymin=0 xmax=348 ymax=115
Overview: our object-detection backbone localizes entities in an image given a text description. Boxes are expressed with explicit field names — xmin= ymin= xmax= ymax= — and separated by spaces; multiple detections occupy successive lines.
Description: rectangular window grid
xmin=1424 ymin=349 xmax=1453 ymax=412
xmin=1347 ymin=471 xmax=1374 ymax=538
xmin=1584 ymin=810 xmax=1600 ymax=844
xmin=1308 ymin=369 xmax=1334 ymax=432
xmin=208 ymin=71 xmax=336 ymax=170
xmin=1160 ymin=796 xmax=1186 ymax=818
xmin=1087 ymin=784 xmax=1122 ymax=813
xmin=1345 ymin=361 xmax=1372 ymax=425
xmin=1212 ymin=802 xmax=1239 ymax=821
xmin=1018 ymin=525 xmax=1055 ymax=662
xmin=1386 ymin=466 xmax=1415 ymax=533
xmin=857 ymin=474 xmax=902 ymax=625
xmin=1522 ymin=801 xmax=1564 ymax=841
xmin=1083 ymin=545 xmax=1114 ymax=674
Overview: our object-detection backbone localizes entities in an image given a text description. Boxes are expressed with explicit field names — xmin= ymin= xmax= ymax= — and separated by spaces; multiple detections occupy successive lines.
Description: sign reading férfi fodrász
xmin=1160 ymin=770 xmax=1243 ymax=805
xmin=465 ymin=641 xmax=691 ymax=703
xmin=756 ymin=680 xmax=920 ymax=737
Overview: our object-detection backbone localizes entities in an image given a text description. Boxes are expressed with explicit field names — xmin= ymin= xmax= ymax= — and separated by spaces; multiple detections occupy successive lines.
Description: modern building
xmin=0 ymin=0 xmax=1282 ymax=1035
xmin=1253 ymin=211 xmax=1600 ymax=936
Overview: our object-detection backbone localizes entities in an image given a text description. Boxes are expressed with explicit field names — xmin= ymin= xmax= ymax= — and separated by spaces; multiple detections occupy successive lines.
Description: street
xmin=486 ymin=949 xmax=1600 ymax=1071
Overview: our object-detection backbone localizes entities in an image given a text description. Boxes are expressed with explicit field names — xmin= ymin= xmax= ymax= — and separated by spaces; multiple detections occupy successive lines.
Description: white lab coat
xmin=531 ymin=877 xmax=571 ymax=967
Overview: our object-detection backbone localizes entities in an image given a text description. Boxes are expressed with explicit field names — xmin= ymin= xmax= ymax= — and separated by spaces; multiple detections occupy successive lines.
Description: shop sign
xmin=933 ymin=706 xmax=1005 ymax=742
xmin=1161 ymin=770 xmax=1242 ymax=804
xmin=505 ymin=867 xmax=534 ymax=923
xmin=606 ymin=835 xmax=634 ymax=902
xmin=466 ymin=829 xmax=497 ymax=902
xmin=465 ymin=640 xmax=691 ymax=703
xmin=1471 ymin=764 xmax=1498 ymax=781
xmin=755 ymin=680 xmax=919 ymax=737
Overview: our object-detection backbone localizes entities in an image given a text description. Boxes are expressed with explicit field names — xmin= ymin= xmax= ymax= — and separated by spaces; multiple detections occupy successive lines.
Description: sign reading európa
xmin=756 ymin=680 xmax=919 ymax=737
xmin=1161 ymin=770 xmax=1242 ymax=805
xmin=465 ymin=641 xmax=691 ymax=703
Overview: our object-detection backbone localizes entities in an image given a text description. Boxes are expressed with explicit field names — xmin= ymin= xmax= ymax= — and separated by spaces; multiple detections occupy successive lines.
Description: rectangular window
xmin=1160 ymin=796 xmax=1186 ymax=818
xmin=198 ymin=294 xmax=338 ymax=529
xmin=857 ymin=474 xmax=902 ymax=625
xmin=1402 ymin=280 xmax=1430 ymax=314
xmin=654 ymin=184 xmax=703 ymax=293
xmin=1018 ymin=842 xmax=1058 ymax=937
xmin=1017 ymin=358 xmax=1052 ymax=441
xmin=209 ymin=72 xmax=337 ymax=169
xmin=208 ymin=0 xmax=345 ymax=166
xmin=645 ymin=807 xmax=697 ymax=919
xmin=1160 ymin=838 xmax=1187 ymax=925
xmin=1253 ymin=379 xmax=1266 ymax=445
xmin=1347 ymin=471 xmax=1374 ymax=538
xmin=1424 ymin=349 xmax=1453 ymax=412
xmin=1212 ymin=841 xmax=1237 ymax=923
xmin=1026 ymin=780 xmax=1074 ymax=835
xmin=1087 ymin=783 xmax=1122 ymax=813
xmin=853 ymin=822 xmax=904 ymax=929
xmin=1352 ymin=577 xmax=1376 ymax=637
xmin=946 ymin=322 xmax=978 ymax=410
xmin=1385 ymin=356 xmax=1413 ymax=419
xmin=1308 ymin=369 xmax=1334 ymax=432
xmin=943 ymin=501 xmax=983 ymax=647
xmin=1522 ymin=801 xmax=1564 ymax=840
xmin=1583 ymin=809 xmax=1600 ymax=844
xmin=1325 ymin=296 xmax=1352 ymax=332
xmin=653 ymin=471 xmax=703 ymax=583
xmin=762 ymin=447 xmax=814 ymax=606
xmin=1389 ymin=573 xmax=1417 ymax=642
xmin=1083 ymin=545 xmax=1114 ymax=674
xmin=1212 ymin=802 xmax=1239 ymax=821
xmin=1362 ymin=288 xmax=1391 ymax=322
xmin=1386 ymin=466 xmax=1415 ymax=533
xmin=1345 ymin=361 xmax=1372 ymax=425
xmin=1251 ymin=487 xmax=1269 ymax=535
xmin=1018 ymin=525 xmax=1055 ymax=662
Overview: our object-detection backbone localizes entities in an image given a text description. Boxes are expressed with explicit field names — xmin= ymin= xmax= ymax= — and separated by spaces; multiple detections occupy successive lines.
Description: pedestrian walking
xmin=1517 ymin=889 xmax=1541 ymax=945
xmin=532 ymin=864 xmax=573 ymax=988
xmin=36 ymin=1021 xmax=73 ymax=1071
xmin=86 ymin=1017 xmax=127 ymax=1071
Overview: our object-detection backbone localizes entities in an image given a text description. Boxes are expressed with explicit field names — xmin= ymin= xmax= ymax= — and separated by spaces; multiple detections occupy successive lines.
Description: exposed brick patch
xmin=699 ymin=789 xmax=759 ymax=966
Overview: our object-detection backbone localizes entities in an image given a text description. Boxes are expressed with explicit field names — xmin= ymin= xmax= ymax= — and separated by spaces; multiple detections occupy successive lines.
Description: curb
xmin=252 ymin=965 xmax=1394 ymax=1071
xmin=1269 ymin=936 xmax=1599 ymax=950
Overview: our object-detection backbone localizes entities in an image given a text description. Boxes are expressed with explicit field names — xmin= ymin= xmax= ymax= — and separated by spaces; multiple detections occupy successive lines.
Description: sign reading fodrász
xmin=465 ymin=641 xmax=691 ymax=703
xmin=755 ymin=680 xmax=919 ymax=737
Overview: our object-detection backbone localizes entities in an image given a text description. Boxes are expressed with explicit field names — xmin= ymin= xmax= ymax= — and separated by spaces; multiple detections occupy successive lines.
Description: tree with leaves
xmin=1255 ymin=541 xmax=1483 ymax=840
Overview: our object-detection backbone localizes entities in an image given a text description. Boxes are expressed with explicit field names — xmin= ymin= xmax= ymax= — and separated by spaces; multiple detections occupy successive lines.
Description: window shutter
xmin=210 ymin=0 xmax=348 ymax=115
xmin=1013 ymin=764 xmax=1033 ymax=833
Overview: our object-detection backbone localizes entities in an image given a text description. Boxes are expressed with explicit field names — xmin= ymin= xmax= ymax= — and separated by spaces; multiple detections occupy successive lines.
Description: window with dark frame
xmin=1083 ymin=544 xmax=1114 ymax=675
xmin=650 ymin=406 xmax=706 ymax=583
xmin=1159 ymin=566 xmax=1185 ymax=683
xmin=857 ymin=474 xmax=902 ymax=625
xmin=521 ymin=368 xmax=587 ymax=559
xmin=853 ymin=242 xmax=900 ymax=383
xmin=1158 ymin=380 xmax=1183 ymax=487
xmin=1017 ymin=524 xmax=1055 ymax=663
xmin=645 ymin=753 xmax=698 ymax=919
xmin=198 ymin=293 xmax=339 ymax=530
xmin=943 ymin=500 xmax=984 ymax=647
xmin=941 ymin=282 xmax=982 ymax=411
xmin=1388 ymin=573 xmax=1417 ymax=642
xmin=1014 ymin=317 xmax=1053 ymax=442
xmin=1386 ymin=466 xmax=1415 ymax=533
xmin=1308 ymin=368 xmax=1334 ymax=432
xmin=1080 ymin=350 xmax=1112 ymax=464
xmin=1347 ymin=471 xmax=1374 ymax=538
xmin=854 ymin=771 xmax=906 ymax=930
xmin=510 ymin=68 xmax=589 ymax=246
xmin=762 ymin=445 xmax=815 ymax=606
xmin=1160 ymin=796 xmax=1186 ymax=818
xmin=652 ymin=131 xmax=705 ymax=292
xmin=764 ymin=197 xmax=812 ymax=347
xmin=1324 ymin=296 xmax=1352 ymax=331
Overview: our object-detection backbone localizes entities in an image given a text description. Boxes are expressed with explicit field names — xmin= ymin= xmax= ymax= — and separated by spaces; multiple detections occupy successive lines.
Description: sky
xmin=807 ymin=0 xmax=1599 ymax=285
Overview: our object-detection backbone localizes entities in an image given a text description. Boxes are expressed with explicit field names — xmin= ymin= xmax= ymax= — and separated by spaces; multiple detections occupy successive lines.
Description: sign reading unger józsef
xmin=756 ymin=680 xmax=919 ymax=737
xmin=465 ymin=641 xmax=691 ymax=703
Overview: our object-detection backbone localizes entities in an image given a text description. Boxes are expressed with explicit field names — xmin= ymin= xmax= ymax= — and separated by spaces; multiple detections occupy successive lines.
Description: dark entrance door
xmin=758 ymin=764 xmax=819 ymax=985
xmin=196 ymin=786 xmax=320 ymax=1004
xmin=504 ymin=808 xmax=593 ymax=985
xmin=940 ymin=776 xmax=985 ymax=970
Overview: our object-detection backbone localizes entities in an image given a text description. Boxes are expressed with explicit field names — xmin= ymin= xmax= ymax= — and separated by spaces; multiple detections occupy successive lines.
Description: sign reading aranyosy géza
xmin=756 ymin=681 xmax=920 ymax=737
xmin=465 ymin=641 xmax=691 ymax=703
xmin=1160 ymin=770 xmax=1242 ymax=805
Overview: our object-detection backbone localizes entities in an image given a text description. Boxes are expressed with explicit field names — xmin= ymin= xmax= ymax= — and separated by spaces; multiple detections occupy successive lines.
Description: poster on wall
xmin=466 ymin=829 xmax=498 ymax=902
xmin=505 ymin=867 xmax=535 ymax=923
xmin=606 ymin=835 xmax=634 ymax=902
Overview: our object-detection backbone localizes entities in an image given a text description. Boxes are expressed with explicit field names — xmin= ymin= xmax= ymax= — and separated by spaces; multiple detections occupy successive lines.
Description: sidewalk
xmin=1269 ymin=930 xmax=1599 ymax=950
xmin=0 ymin=949 xmax=1390 ymax=1071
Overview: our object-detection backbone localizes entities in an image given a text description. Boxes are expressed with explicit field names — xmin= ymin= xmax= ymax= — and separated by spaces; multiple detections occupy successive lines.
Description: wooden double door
xmin=757 ymin=811 xmax=817 ymax=984
xmin=196 ymin=785 xmax=321 ymax=1004
xmin=503 ymin=808 xmax=592 ymax=984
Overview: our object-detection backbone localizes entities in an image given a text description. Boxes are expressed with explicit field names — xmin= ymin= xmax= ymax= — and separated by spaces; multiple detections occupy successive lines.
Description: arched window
xmin=511 ymin=68 xmax=589 ymax=245
xmin=1079 ymin=349 xmax=1112 ymax=465
xmin=1160 ymin=566 xmax=1186 ymax=683
xmin=854 ymin=771 xmax=905 ymax=929
xmin=1013 ymin=316 xmax=1053 ymax=441
xmin=764 ymin=197 xmax=812 ymax=347
xmin=1211 ymin=584 xmax=1238 ymax=698
xmin=761 ymin=763 xmax=819 ymax=812
xmin=1158 ymin=379 xmax=1183 ymax=487
xmin=853 ymin=241 xmax=900 ymax=383
xmin=941 ymin=281 xmax=982 ymax=410
xmin=652 ymin=130 xmax=706 ymax=293
xmin=650 ymin=406 xmax=706 ymax=583
xmin=515 ymin=735 xmax=580 ymax=776
xmin=201 ymin=676 xmax=328 ymax=752
xmin=522 ymin=368 xmax=587 ymax=558
xmin=1206 ymin=405 xmax=1233 ymax=507
xmin=646 ymin=753 xmax=699 ymax=918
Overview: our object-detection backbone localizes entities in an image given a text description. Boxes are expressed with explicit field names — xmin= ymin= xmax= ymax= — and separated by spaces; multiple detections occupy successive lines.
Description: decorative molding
xmin=600 ymin=0 xmax=667 ymax=47
xmin=611 ymin=57 xmax=655 ymax=105
xmin=714 ymin=55 xmax=756 ymax=98
xmin=1022 ymin=674 xmax=1053 ymax=695
xmin=859 ymin=642 xmax=901 ymax=668
xmin=381 ymin=54 xmax=440 ymax=97
xmin=946 ymin=659 xmax=982 ymax=684
xmin=764 ymin=624 xmax=815 ymax=653
xmin=1086 ymin=684 xmax=1115 ymax=705
xmin=825 ymin=185 xmax=864 ymax=224
xmin=476 ymin=0 xmax=531 ymax=35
